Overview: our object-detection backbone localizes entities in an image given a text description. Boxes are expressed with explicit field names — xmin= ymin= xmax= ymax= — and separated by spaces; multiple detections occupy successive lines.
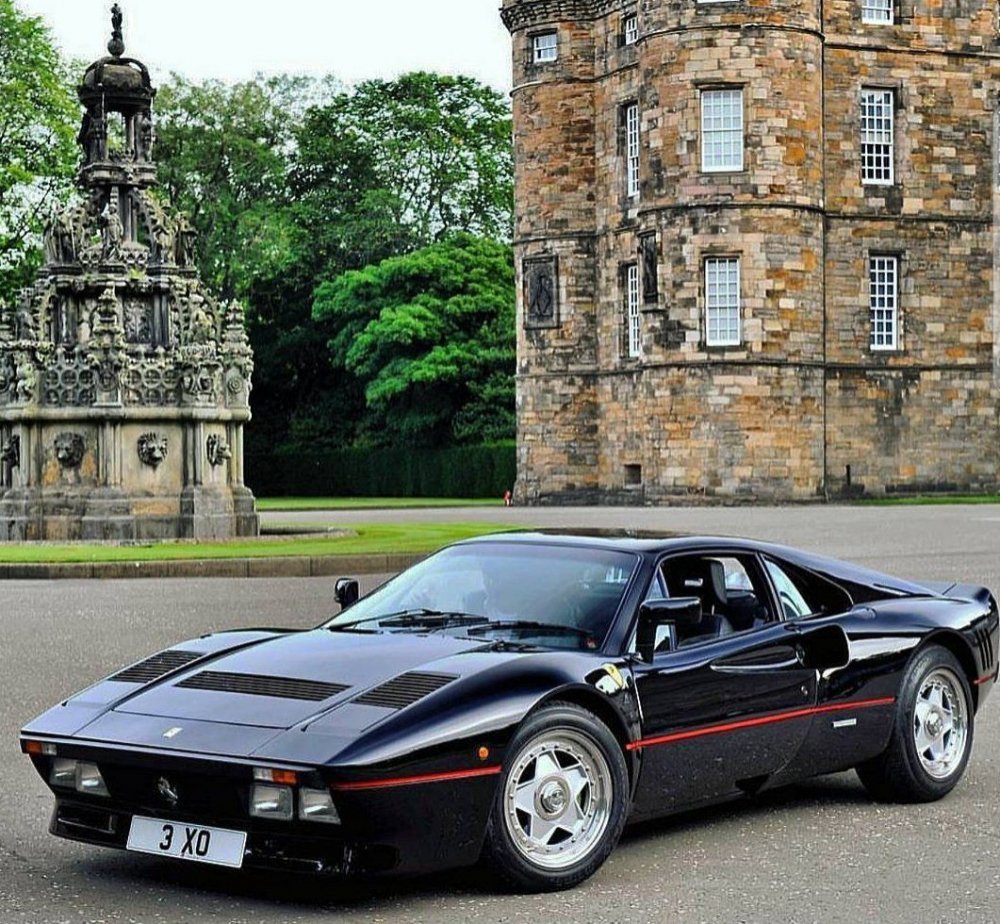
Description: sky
xmin=18 ymin=0 xmax=514 ymax=93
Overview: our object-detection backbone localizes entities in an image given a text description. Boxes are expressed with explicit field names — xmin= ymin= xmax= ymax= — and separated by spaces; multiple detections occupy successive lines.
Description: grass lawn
xmin=859 ymin=495 xmax=1000 ymax=506
xmin=0 ymin=523 xmax=518 ymax=564
xmin=257 ymin=497 xmax=503 ymax=511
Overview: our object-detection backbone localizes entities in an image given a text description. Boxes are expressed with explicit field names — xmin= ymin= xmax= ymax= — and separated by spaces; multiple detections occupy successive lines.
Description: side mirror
xmin=636 ymin=597 xmax=702 ymax=663
xmin=335 ymin=578 xmax=360 ymax=610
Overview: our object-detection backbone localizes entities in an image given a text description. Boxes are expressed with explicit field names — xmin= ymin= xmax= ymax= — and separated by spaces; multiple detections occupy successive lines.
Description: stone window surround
xmin=623 ymin=261 xmax=641 ymax=359
xmin=861 ymin=0 xmax=894 ymax=24
xmin=622 ymin=10 xmax=639 ymax=45
xmin=699 ymin=85 xmax=746 ymax=175
xmin=860 ymin=86 xmax=896 ymax=186
xmin=703 ymin=254 xmax=743 ymax=348
xmin=623 ymin=100 xmax=641 ymax=198
xmin=531 ymin=30 xmax=559 ymax=64
xmin=868 ymin=252 xmax=903 ymax=352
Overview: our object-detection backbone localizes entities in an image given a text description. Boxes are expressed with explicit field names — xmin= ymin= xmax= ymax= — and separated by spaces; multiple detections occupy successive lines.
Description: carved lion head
xmin=54 ymin=432 xmax=85 ymax=469
xmin=137 ymin=432 xmax=168 ymax=468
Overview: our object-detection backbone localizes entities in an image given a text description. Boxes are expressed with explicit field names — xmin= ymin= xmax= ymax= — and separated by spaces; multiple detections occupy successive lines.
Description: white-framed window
xmin=861 ymin=0 xmax=893 ymax=23
xmin=705 ymin=256 xmax=741 ymax=347
xmin=533 ymin=32 xmax=558 ymax=63
xmin=626 ymin=263 xmax=641 ymax=358
xmin=701 ymin=89 xmax=744 ymax=173
xmin=623 ymin=13 xmax=639 ymax=45
xmin=625 ymin=102 xmax=640 ymax=197
xmin=861 ymin=88 xmax=894 ymax=185
xmin=869 ymin=255 xmax=899 ymax=350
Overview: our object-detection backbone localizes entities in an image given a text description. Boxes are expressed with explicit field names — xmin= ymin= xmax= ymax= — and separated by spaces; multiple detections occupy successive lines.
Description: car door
xmin=630 ymin=551 xmax=818 ymax=817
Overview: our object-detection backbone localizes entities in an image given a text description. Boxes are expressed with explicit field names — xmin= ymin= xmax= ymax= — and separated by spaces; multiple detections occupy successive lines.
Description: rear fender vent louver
xmin=353 ymin=671 xmax=457 ymax=710
xmin=975 ymin=627 xmax=995 ymax=672
xmin=109 ymin=650 xmax=202 ymax=684
xmin=175 ymin=671 xmax=349 ymax=702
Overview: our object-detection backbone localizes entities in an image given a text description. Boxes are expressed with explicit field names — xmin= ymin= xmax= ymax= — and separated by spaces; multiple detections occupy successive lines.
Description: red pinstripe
xmin=331 ymin=765 xmax=502 ymax=792
xmin=626 ymin=697 xmax=897 ymax=752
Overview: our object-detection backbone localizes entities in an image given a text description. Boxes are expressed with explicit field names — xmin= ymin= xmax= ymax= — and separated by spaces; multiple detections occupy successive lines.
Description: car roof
xmin=457 ymin=530 xmax=934 ymax=597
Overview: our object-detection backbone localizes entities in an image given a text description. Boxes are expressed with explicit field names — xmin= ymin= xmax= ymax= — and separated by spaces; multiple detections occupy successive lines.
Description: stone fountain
xmin=0 ymin=6 xmax=258 ymax=540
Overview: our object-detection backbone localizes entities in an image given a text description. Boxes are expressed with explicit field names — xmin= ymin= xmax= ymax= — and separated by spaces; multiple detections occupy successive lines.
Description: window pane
xmin=869 ymin=255 xmax=898 ymax=350
xmin=533 ymin=33 xmax=557 ymax=63
xmin=626 ymin=263 xmax=641 ymax=357
xmin=861 ymin=0 xmax=893 ymax=23
xmin=701 ymin=89 xmax=743 ymax=172
xmin=624 ymin=14 xmax=639 ymax=44
xmin=626 ymin=102 xmax=640 ymax=196
xmin=705 ymin=256 xmax=741 ymax=346
xmin=860 ymin=88 xmax=894 ymax=184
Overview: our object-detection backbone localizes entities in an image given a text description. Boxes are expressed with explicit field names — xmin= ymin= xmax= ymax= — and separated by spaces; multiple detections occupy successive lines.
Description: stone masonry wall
xmin=504 ymin=0 xmax=1000 ymax=503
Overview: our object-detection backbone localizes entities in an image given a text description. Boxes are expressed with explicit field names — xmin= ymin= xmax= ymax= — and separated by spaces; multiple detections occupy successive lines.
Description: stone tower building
xmin=501 ymin=0 xmax=1000 ymax=502
xmin=0 ymin=7 xmax=258 ymax=539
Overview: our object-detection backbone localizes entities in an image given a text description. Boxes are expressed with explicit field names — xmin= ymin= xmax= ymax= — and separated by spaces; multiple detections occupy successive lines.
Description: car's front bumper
xmin=50 ymin=796 xmax=396 ymax=875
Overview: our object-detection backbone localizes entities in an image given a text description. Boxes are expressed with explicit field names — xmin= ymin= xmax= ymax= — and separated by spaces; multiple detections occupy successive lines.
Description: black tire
xmin=482 ymin=702 xmax=629 ymax=892
xmin=856 ymin=644 xmax=974 ymax=803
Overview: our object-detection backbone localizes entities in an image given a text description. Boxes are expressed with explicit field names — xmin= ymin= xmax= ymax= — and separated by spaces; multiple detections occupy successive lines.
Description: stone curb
xmin=0 ymin=553 xmax=426 ymax=581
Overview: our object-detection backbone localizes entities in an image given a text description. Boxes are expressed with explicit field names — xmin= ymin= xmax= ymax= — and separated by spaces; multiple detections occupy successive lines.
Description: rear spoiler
xmin=917 ymin=581 xmax=998 ymax=611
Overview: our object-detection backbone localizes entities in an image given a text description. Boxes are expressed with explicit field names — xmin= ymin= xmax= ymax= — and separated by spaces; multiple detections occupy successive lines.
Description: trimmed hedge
xmin=246 ymin=443 xmax=516 ymax=499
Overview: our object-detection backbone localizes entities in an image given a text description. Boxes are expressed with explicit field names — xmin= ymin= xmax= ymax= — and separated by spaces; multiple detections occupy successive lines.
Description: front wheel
xmin=482 ymin=703 xmax=629 ymax=892
xmin=857 ymin=644 xmax=974 ymax=803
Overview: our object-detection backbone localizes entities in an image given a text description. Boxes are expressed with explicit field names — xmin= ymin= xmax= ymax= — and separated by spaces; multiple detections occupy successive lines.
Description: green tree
xmin=298 ymin=72 xmax=513 ymax=249
xmin=312 ymin=234 xmax=515 ymax=447
xmin=0 ymin=0 xmax=77 ymax=302
xmin=152 ymin=74 xmax=354 ymax=450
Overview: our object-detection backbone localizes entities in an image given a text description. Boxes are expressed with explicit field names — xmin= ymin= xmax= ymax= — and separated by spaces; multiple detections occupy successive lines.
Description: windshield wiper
xmin=463 ymin=620 xmax=597 ymax=645
xmin=330 ymin=609 xmax=490 ymax=632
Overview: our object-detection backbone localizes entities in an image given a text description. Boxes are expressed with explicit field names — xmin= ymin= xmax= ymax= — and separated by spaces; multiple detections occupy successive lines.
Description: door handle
xmin=711 ymin=657 xmax=803 ymax=674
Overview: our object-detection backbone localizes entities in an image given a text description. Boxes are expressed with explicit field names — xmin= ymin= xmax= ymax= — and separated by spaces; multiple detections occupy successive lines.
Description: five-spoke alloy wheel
xmin=483 ymin=703 xmax=628 ymax=892
xmin=857 ymin=644 xmax=974 ymax=803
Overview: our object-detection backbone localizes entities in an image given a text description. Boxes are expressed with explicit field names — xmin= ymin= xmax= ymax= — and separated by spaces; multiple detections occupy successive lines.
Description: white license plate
xmin=126 ymin=816 xmax=247 ymax=869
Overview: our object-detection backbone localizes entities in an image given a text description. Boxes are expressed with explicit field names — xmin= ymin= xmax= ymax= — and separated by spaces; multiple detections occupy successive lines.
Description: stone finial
xmin=108 ymin=5 xmax=125 ymax=58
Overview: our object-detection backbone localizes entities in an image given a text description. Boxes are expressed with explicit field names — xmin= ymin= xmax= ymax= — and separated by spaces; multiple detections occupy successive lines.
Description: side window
xmin=764 ymin=560 xmax=812 ymax=620
xmin=763 ymin=558 xmax=854 ymax=619
xmin=647 ymin=552 xmax=773 ymax=652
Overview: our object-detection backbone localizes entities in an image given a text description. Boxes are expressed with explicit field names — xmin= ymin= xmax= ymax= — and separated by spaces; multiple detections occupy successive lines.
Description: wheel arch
xmin=534 ymin=685 xmax=640 ymax=793
xmin=917 ymin=630 xmax=979 ymax=710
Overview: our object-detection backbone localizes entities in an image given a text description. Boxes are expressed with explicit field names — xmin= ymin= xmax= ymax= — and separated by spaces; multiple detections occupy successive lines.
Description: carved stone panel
xmin=207 ymin=434 xmax=232 ymax=467
xmin=523 ymin=256 xmax=559 ymax=330
xmin=1 ymin=436 xmax=20 ymax=468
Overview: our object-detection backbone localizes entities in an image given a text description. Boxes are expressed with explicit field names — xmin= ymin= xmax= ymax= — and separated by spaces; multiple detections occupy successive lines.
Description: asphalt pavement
xmin=3 ymin=504 xmax=1000 ymax=923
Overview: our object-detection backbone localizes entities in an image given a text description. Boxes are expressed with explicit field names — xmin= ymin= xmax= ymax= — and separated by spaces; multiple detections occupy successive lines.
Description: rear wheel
xmin=482 ymin=703 xmax=628 ymax=892
xmin=857 ymin=645 xmax=973 ymax=803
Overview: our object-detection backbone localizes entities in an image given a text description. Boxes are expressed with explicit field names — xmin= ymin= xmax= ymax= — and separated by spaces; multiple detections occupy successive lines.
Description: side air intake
xmin=353 ymin=672 xmax=457 ymax=710
xmin=175 ymin=671 xmax=349 ymax=702
xmin=109 ymin=650 xmax=202 ymax=684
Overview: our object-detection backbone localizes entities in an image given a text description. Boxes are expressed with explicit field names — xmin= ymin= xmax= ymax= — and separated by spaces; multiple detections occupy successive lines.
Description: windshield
xmin=324 ymin=542 xmax=640 ymax=650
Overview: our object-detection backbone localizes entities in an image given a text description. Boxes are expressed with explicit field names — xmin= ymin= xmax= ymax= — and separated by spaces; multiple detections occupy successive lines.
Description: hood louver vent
xmin=353 ymin=671 xmax=457 ymax=710
xmin=110 ymin=650 xmax=202 ymax=684
xmin=175 ymin=671 xmax=349 ymax=702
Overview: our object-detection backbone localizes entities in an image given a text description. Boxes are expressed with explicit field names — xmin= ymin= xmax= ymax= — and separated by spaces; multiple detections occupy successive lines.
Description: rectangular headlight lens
xmin=298 ymin=788 xmax=341 ymax=825
xmin=75 ymin=762 xmax=109 ymax=797
xmin=50 ymin=758 xmax=78 ymax=788
xmin=250 ymin=783 xmax=293 ymax=820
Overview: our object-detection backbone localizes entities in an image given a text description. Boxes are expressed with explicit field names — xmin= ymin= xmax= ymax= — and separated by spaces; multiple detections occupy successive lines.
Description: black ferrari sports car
xmin=21 ymin=532 xmax=999 ymax=891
